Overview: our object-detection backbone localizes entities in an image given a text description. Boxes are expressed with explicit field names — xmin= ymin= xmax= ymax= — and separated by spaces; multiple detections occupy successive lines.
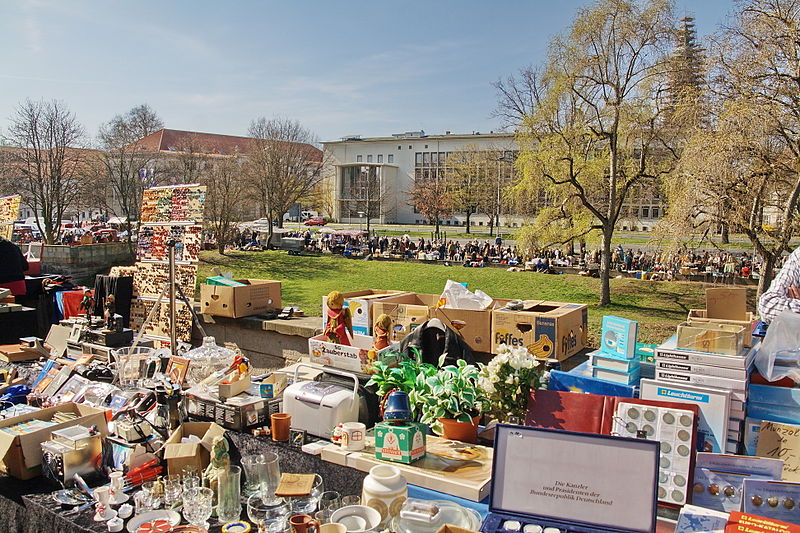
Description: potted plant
xmin=477 ymin=344 xmax=548 ymax=424
xmin=415 ymin=359 xmax=487 ymax=443
xmin=366 ymin=349 xmax=436 ymax=420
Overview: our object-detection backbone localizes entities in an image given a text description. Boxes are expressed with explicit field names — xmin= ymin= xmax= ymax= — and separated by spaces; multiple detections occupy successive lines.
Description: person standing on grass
xmin=759 ymin=246 xmax=800 ymax=322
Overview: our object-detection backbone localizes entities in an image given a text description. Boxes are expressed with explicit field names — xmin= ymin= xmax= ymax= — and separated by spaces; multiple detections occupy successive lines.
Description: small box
xmin=692 ymin=453 xmax=784 ymax=512
xmin=218 ymin=373 xmax=252 ymax=400
xmin=480 ymin=425 xmax=659 ymax=533
xmin=84 ymin=328 xmax=135 ymax=348
xmin=185 ymin=391 xmax=268 ymax=431
xmin=322 ymin=290 xmax=407 ymax=336
xmin=259 ymin=374 xmax=288 ymax=399
xmin=308 ymin=333 xmax=394 ymax=374
xmin=161 ymin=422 xmax=225 ymax=476
xmin=201 ymin=279 xmax=281 ymax=318
xmin=371 ymin=293 xmax=438 ymax=342
xmin=676 ymin=321 xmax=746 ymax=356
xmin=0 ymin=403 xmax=108 ymax=480
xmin=491 ymin=301 xmax=588 ymax=360
xmin=655 ymin=335 xmax=755 ymax=369
xmin=591 ymin=350 xmax=640 ymax=373
xmin=437 ymin=527 xmax=480 ymax=533
xmin=592 ymin=365 xmax=640 ymax=385
xmin=635 ymin=342 xmax=657 ymax=363
xmin=599 ymin=316 xmax=638 ymax=359
xmin=374 ymin=422 xmax=426 ymax=464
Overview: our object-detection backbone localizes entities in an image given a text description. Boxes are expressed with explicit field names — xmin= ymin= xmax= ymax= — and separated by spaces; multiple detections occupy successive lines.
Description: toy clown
xmin=324 ymin=290 xmax=353 ymax=346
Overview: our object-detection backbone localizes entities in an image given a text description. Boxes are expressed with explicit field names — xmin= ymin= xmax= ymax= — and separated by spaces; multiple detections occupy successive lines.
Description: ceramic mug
xmin=319 ymin=524 xmax=347 ymax=533
xmin=341 ymin=422 xmax=366 ymax=451
xmin=289 ymin=513 xmax=320 ymax=533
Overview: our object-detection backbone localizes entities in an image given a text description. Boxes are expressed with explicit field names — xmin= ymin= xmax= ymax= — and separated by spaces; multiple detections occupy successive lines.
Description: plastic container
xmin=182 ymin=337 xmax=236 ymax=387
xmin=391 ymin=498 xmax=481 ymax=533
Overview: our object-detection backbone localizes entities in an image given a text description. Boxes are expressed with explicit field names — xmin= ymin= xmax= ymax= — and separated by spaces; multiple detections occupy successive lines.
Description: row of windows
xmin=622 ymin=206 xmax=662 ymax=219
xmin=355 ymin=154 xmax=394 ymax=164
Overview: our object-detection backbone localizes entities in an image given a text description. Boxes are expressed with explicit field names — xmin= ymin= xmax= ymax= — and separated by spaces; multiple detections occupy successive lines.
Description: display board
xmin=130 ymin=184 xmax=206 ymax=344
xmin=0 ymin=195 xmax=22 ymax=241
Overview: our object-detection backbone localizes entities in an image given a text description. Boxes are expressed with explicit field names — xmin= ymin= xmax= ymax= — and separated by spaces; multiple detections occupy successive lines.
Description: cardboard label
xmin=756 ymin=420 xmax=800 ymax=481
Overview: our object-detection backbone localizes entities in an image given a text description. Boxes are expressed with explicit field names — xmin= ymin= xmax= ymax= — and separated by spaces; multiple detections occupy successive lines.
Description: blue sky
xmin=0 ymin=0 xmax=733 ymax=144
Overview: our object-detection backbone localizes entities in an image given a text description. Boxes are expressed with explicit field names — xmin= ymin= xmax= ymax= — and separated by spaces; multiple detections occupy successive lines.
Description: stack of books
xmin=589 ymin=316 xmax=640 ymax=385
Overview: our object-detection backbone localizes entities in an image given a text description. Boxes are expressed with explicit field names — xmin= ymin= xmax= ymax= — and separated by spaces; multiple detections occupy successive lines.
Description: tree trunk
xmin=465 ymin=212 xmax=471 ymax=234
xmin=366 ymin=215 xmax=371 ymax=234
xmin=217 ymin=241 xmax=226 ymax=255
xmin=488 ymin=216 xmax=494 ymax=237
xmin=599 ymin=225 xmax=613 ymax=305
xmin=757 ymin=253 xmax=776 ymax=300
xmin=435 ymin=218 xmax=440 ymax=238
xmin=721 ymin=223 xmax=730 ymax=244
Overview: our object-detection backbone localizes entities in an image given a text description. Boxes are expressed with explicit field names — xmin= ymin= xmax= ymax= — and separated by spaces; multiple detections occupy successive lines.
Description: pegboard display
xmin=140 ymin=185 xmax=206 ymax=224
xmin=0 ymin=195 xmax=21 ymax=241
xmin=130 ymin=298 xmax=193 ymax=342
xmin=137 ymin=224 xmax=201 ymax=263
xmin=133 ymin=262 xmax=197 ymax=299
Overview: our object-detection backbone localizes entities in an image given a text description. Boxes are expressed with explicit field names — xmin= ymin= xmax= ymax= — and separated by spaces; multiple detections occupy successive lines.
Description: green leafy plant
xmin=366 ymin=348 xmax=436 ymax=419
xmin=415 ymin=358 xmax=487 ymax=435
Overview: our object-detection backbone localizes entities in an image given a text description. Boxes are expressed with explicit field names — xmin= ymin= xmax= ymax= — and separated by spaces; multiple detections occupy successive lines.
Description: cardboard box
xmin=374 ymin=422 xmax=427 ymax=464
xmin=436 ymin=527 xmax=479 ymax=533
xmin=676 ymin=321 xmax=746 ymax=356
xmin=259 ymin=374 xmax=288 ymax=399
xmin=688 ymin=287 xmax=756 ymax=346
xmin=434 ymin=299 xmax=510 ymax=354
xmin=0 ymin=403 xmax=108 ymax=480
xmin=200 ymin=279 xmax=281 ymax=318
xmin=161 ymin=422 xmax=225 ymax=476
xmin=218 ymin=373 xmax=251 ymax=400
xmin=370 ymin=293 xmax=439 ymax=342
xmin=491 ymin=301 xmax=588 ymax=360
xmin=322 ymin=290 xmax=407 ymax=336
xmin=308 ymin=333 xmax=394 ymax=374
xmin=655 ymin=335 xmax=756 ymax=369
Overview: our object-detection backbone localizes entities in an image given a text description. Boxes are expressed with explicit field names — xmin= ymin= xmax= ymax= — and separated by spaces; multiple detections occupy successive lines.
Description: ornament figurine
xmin=324 ymin=290 xmax=353 ymax=346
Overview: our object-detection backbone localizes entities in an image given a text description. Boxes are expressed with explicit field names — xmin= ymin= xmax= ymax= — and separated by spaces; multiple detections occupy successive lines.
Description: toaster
xmin=282 ymin=364 xmax=359 ymax=438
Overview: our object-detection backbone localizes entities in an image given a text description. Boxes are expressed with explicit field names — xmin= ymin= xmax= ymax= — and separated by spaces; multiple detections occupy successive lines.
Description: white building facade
xmin=322 ymin=131 xmax=518 ymax=226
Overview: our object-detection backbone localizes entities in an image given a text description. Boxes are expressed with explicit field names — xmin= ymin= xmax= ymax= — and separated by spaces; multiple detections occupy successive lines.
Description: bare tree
xmin=344 ymin=165 xmax=393 ymax=233
xmin=94 ymin=104 xmax=164 ymax=253
xmin=445 ymin=145 xmax=489 ymax=234
xmin=409 ymin=169 xmax=453 ymax=237
xmin=3 ymin=99 xmax=87 ymax=244
xmin=165 ymin=133 xmax=210 ymax=184
xmin=203 ymin=153 xmax=246 ymax=254
xmin=246 ymin=117 xmax=324 ymax=242
xmin=509 ymin=0 xmax=675 ymax=305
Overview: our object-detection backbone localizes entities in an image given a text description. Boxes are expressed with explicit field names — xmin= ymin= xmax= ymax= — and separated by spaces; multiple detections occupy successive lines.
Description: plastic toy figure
xmin=324 ymin=290 xmax=353 ymax=346
xmin=103 ymin=294 xmax=116 ymax=332
xmin=373 ymin=313 xmax=392 ymax=351
xmin=80 ymin=290 xmax=94 ymax=323
xmin=203 ymin=434 xmax=230 ymax=499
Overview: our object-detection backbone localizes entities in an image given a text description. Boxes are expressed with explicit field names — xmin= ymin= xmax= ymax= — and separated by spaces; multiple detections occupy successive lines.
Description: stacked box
xmin=652 ymin=334 xmax=757 ymax=454
xmin=589 ymin=316 xmax=640 ymax=385
xmin=745 ymin=383 xmax=800 ymax=455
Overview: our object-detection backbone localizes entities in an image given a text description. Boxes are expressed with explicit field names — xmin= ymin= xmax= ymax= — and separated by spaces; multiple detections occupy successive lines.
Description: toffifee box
xmin=480 ymin=425 xmax=659 ymax=533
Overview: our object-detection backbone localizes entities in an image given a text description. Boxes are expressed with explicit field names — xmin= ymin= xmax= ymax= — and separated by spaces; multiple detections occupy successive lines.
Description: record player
xmin=283 ymin=364 xmax=359 ymax=438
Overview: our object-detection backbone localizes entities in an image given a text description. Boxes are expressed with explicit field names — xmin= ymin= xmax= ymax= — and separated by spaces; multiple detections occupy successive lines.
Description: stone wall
xmin=39 ymin=243 xmax=134 ymax=283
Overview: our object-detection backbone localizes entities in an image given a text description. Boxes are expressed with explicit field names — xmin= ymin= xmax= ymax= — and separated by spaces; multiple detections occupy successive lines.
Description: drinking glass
xmin=142 ymin=480 xmax=163 ymax=509
xmin=183 ymin=487 xmax=213 ymax=529
xmin=319 ymin=491 xmax=341 ymax=511
xmin=163 ymin=474 xmax=182 ymax=508
xmin=241 ymin=452 xmax=281 ymax=498
xmin=217 ymin=465 xmax=242 ymax=523
xmin=247 ymin=494 xmax=290 ymax=533
xmin=341 ymin=495 xmax=361 ymax=507
xmin=288 ymin=474 xmax=323 ymax=514
xmin=182 ymin=465 xmax=201 ymax=491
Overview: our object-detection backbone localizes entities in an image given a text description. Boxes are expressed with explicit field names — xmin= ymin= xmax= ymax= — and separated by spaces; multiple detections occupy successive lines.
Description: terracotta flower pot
xmin=437 ymin=415 xmax=481 ymax=443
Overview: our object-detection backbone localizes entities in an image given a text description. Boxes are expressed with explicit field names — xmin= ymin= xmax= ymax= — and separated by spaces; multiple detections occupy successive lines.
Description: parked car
xmin=304 ymin=217 xmax=327 ymax=226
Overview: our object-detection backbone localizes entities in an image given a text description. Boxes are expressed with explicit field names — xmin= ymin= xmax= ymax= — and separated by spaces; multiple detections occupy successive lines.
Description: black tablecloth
xmin=0 ymin=432 xmax=367 ymax=533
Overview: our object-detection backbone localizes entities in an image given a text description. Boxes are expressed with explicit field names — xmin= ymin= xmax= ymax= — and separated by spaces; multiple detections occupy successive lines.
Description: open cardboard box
xmin=371 ymin=292 xmax=439 ymax=342
xmin=688 ymin=287 xmax=756 ymax=347
xmin=676 ymin=321 xmax=747 ymax=356
xmin=200 ymin=279 xmax=281 ymax=318
xmin=491 ymin=301 xmax=588 ymax=360
xmin=322 ymin=290 xmax=407 ymax=336
xmin=161 ymin=421 xmax=225 ymax=475
xmin=308 ymin=333 xmax=395 ymax=374
xmin=0 ymin=403 xmax=108 ymax=480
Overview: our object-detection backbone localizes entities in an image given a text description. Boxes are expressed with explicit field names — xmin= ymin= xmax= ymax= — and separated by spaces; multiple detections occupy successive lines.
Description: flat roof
xmin=323 ymin=131 xmax=516 ymax=145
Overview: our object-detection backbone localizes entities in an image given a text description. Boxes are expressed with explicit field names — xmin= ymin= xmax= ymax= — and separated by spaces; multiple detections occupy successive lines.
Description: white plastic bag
xmin=755 ymin=310 xmax=800 ymax=383
xmin=439 ymin=280 xmax=493 ymax=310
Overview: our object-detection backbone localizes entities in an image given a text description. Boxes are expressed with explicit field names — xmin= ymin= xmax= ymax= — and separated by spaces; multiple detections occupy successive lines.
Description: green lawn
xmin=198 ymin=250 xmax=747 ymax=346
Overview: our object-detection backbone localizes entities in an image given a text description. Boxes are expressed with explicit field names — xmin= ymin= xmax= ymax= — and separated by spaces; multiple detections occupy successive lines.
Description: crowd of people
xmin=227 ymin=226 xmax=772 ymax=282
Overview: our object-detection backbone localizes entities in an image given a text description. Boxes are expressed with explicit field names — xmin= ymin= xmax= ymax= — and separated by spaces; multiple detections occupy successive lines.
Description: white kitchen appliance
xmin=282 ymin=364 xmax=360 ymax=438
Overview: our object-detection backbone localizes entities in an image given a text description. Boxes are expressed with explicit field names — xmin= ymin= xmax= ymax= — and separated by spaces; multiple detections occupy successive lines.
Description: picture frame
xmin=166 ymin=356 xmax=190 ymax=386
xmin=289 ymin=429 xmax=308 ymax=449
xmin=68 ymin=323 xmax=83 ymax=343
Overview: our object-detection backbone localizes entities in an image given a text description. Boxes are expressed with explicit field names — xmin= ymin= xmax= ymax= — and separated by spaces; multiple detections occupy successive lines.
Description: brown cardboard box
xmin=434 ymin=299 xmax=510 ymax=354
xmin=491 ymin=301 xmax=588 ymax=360
xmin=322 ymin=289 xmax=407 ymax=335
xmin=0 ymin=403 xmax=108 ymax=480
xmin=200 ymin=279 xmax=281 ymax=318
xmin=676 ymin=321 xmax=747 ymax=356
xmin=688 ymin=287 xmax=756 ymax=347
xmin=162 ymin=422 xmax=225 ymax=475
xmin=371 ymin=293 xmax=439 ymax=342
xmin=436 ymin=527 xmax=480 ymax=533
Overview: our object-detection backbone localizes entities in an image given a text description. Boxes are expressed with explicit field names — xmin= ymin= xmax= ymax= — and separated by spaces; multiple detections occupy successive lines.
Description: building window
xmin=357 ymin=155 xmax=363 ymax=162
xmin=415 ymin=153 xmax=423 ymax=165
xmin=642 ymin=206 xmax=650 ymax=218
xmin=377 ymin=154 xmax=383 ymax=163
xmin=388 ymin=154 xmax=394 ymax=163
xmin=367 ymin=155 xmax=373 ymax=162
xmin=431 ymin=152 xmax=438 ymax=165
xmin=652 ymin=207 xmax=659 ymax=219
xmin=398 ymin=145 xmax=402 ymax=150
xmin=423 ymin=152 xmax=430 ymax=165
xmin=409 ymin=145 xmax=412 ymax=149
xmin=425 ymin=144 xmax=428 ymax=149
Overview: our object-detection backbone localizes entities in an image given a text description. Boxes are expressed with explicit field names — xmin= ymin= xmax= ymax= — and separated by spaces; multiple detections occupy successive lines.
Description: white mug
xmin=109 ymin=471 xmax=124 ymax=497
xmin=319 ymin=524 xmax=348 ymax=533
xmin=341 ymin=422 xmax=366 ymax=451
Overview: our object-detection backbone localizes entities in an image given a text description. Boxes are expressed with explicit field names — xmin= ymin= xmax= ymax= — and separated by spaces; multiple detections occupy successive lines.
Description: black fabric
xmin=92 ymin=275 xmax=133 ymax=328
xmin=318 ymin=371 xmax=381 ymax=429
xmin=0 ymin=308 xmax=37 ymax=344
xmin=0 ymin=241 xmax=27 ymax=284
xmin=397 ymin=319 xmax=474 ymax=367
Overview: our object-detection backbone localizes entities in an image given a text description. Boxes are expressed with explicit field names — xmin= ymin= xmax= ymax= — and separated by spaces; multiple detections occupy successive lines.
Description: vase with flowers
xmin=477 ymin=344 xmax=548 ymax=424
